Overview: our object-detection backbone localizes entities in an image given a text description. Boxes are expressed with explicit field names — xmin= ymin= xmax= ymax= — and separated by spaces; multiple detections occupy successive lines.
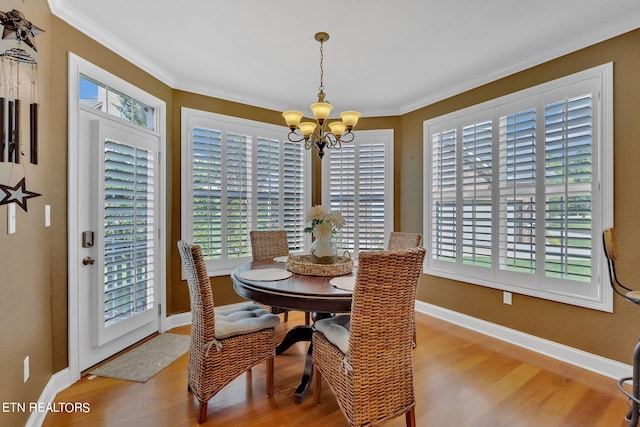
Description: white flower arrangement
xmin=304 ymin=205 xmax=344 ymax=240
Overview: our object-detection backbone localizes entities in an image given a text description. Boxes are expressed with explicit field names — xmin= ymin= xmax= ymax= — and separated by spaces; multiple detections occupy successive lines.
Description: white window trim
xmin=321 ymin=129 xmax=395 ymax=258
xmin=423 ymin=63 xmax=613 ymax=312
xmin=181 ymin=108 xmax=312 ymax=276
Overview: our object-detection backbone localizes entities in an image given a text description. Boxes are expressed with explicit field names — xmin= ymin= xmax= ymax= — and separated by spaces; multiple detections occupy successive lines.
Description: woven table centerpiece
xmin=287 ymin=254 xmax=353 ymax=277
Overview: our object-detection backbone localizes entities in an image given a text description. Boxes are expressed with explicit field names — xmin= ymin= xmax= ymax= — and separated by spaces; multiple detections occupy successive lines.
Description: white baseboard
xmin=162 ymin=310 xmax=192 ymax=331
xmin=415 ymin=300 xmax=631 ymax=380
xmin=25 ymin=368 xmax=72 ymax=427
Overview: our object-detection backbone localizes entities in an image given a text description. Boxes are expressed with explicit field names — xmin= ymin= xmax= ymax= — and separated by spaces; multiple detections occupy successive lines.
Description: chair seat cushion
xmin=215 ymin=304 xmax=280 ymax=339
xmin=314 ymin=314 xmax=350 ymax=354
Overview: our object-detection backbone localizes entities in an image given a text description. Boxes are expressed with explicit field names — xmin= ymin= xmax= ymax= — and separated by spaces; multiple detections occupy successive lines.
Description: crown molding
xmin=48 ymin=0 xmax=176 ymax=88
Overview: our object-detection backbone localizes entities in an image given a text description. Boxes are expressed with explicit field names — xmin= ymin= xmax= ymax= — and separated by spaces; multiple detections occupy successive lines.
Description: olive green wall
xmin=0 ymin=1 xmax=51 ymax=425
xmin=2 ymin=3 xmax=639 ymax=425
xmin=406 ymin=29 xmax=640 ymax=364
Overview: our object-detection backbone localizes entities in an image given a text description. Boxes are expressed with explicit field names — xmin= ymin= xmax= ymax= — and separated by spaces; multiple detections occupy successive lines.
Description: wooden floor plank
xmin=43 ymin=312 xmax=631 ymax=427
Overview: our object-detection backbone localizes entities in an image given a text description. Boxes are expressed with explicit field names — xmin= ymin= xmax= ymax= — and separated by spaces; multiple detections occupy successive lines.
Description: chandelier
xmin=282 ymin=32 xmax=361 ymax=159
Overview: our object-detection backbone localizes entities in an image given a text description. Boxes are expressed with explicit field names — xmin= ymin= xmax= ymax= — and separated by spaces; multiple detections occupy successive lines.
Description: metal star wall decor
xmin=0 ymin=9 xmax=44 ymax=52
xmin=0 ymin=177 xmax=41 ymax=212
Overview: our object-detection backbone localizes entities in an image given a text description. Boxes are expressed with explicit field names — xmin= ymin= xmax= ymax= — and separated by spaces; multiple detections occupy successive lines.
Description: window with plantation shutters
xmin=322 ymin=130 xmax=394 ymax=258
xmin=182 ymin=109 xmax=311 ymax=275
xmin=424 ymin=64 xmax=613 ymax=311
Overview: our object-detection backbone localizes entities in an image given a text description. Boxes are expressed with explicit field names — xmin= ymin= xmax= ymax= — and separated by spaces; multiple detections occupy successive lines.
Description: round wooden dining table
xmin=231 ymin=258 xmax=354 ymax=403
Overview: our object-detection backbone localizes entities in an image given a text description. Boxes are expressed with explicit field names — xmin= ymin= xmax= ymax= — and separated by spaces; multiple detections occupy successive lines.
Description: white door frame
xmin=67 ymin=52 xmax=168 ymax=382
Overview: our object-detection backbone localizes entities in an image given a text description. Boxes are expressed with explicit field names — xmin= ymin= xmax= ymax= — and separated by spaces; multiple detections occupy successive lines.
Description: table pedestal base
xmin=276 ymin=313 xmax=333 ymax=403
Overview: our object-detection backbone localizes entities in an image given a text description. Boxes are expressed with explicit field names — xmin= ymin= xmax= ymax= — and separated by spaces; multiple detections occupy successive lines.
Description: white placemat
xmin=330 ymin=276 xmax=355 ymax=291
xmin=240 ymin=268 xmax=292 ymax=281
xmin=273 ymin=256 xmax=289 ymax=263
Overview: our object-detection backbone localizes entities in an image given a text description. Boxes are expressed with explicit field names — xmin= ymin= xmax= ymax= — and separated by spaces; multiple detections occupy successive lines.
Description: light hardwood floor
xmin=44 ymin=312 xmax=631 ymax=427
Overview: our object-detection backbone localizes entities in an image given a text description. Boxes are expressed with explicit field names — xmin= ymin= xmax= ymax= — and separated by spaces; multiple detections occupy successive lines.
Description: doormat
xmin=90 ymin=333 xmax=191 ymax=383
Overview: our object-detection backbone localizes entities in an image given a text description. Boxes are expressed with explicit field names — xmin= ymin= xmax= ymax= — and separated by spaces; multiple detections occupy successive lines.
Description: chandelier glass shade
xmin=282 ymin=32 xmax=361 ymax=159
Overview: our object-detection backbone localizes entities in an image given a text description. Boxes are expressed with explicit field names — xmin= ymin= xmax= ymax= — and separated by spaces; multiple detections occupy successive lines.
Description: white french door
xmin=76 ymin=111 xmax=160 ymax=371
xmin=68 ymin=53 xmax=166 ymax=376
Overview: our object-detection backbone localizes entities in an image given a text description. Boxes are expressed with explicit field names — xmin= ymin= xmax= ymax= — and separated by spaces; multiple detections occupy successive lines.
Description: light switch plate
xmin=45 ymin=204 xmax=51 ymax=227
xmin=503 ymin=291 xmax=512 ymax=305
xmin=8 ymin=203 xmax=16 ymax=234
xmin=24 ymin=356 xmax=29 ymax=383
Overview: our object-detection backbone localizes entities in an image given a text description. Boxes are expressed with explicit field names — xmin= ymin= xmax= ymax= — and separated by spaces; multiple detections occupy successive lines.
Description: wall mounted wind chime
xmin=0 ymin=8 xmax=43 ymax=212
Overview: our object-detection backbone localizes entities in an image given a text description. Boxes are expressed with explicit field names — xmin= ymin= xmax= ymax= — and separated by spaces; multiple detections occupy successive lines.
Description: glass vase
xmin=310 ymin=236 xmax=337 ymax=264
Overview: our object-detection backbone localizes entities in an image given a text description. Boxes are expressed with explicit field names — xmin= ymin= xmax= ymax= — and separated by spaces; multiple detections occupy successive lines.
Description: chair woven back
xmin=349 ymin=248 xmax=425 ymax=382
xmin=387 ymin=232 xmax=423 ymax=250
xmin=177 ymin=240 xmax=215 ymax=353
xmin=250 ymin=230 xmax=290 ymax=261
xmin=313 ymin=247 xmax=426 ymax=427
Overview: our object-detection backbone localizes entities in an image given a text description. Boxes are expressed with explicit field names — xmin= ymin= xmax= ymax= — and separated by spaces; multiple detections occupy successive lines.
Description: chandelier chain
xmin=318 ymin=39 xmax=324 ymax=93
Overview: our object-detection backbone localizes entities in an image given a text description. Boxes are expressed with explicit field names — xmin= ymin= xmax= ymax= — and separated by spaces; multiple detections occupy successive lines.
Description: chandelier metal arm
xmin=335 ymin=130 xmax=355 ymax=144
xmin=285 ymin=128 xmax=355 ymax=152
xmin=286 ymin=130 xmax=307 ymax=144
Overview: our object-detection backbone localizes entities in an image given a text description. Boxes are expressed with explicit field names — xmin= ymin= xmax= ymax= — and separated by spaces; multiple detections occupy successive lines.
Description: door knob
xmin=82 ymin=256 xmax=95 ymax=265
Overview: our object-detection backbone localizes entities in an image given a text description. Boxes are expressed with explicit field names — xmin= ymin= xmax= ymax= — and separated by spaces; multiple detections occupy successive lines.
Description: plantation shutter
xmin=358 ymin=142 xmax=387 ymax=251
xmin=462 ymin=121 xmax=492 ymax=267
xmin=498 ymin=109 xmax=537 ymax=273
xmin=192 ymin=127 xmax=223 ymax=259
xmin=431 ymin=129 xmax=457 ymax=262
xmin=225 ymin=132 xmax=251 ymax=259
xmin=191 ymin=128 xmax=251 ymax=261
xmin=283 ymin=141 xmax=306 ymax=252
xmin=544 ymin=95 xmax=593 ymax=282
xmin=326 ymin=134 xmax=390 ymax=257
xmin=256 ymin=137 xmax=281 ymax=230
xmin=255 ymin=138 xmax=307 ymax=252
xmin=103 ymin=140 xmax=155 ymax=326
xmin=328 ymin=144 xmax=356 ymax=252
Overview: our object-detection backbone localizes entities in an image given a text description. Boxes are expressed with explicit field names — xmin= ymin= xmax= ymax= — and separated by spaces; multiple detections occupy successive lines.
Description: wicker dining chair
xmin=312 ymin=247 xmax=426 ymax=427
xmin=250 ymin=230 xmax=310 ymax=325
xmin=387 ymin=231 xmax=423 ymax=345
xmin=387 ymin=231 xmax=423 ymax=250
xmin=177 ymin=240 xmax=280 ymax=423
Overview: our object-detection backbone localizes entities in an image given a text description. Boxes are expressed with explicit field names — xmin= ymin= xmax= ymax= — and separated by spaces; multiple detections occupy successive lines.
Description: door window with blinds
xmin=103 ymin=140 xmax=155 ymax=326
xmin=96 ymin=120 xmax=160 ymax=345
xmin=424 ymin=64 xmax=613 ymax=311
xmin=181 ymin=108 xmax=311 ymax=275
xmin=322 ymin=129 xmax=394 ymax=258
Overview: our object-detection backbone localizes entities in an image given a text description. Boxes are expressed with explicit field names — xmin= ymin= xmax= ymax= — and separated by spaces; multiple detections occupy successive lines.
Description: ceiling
xmin=49 ymin=0 xmax=640 ymax=117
